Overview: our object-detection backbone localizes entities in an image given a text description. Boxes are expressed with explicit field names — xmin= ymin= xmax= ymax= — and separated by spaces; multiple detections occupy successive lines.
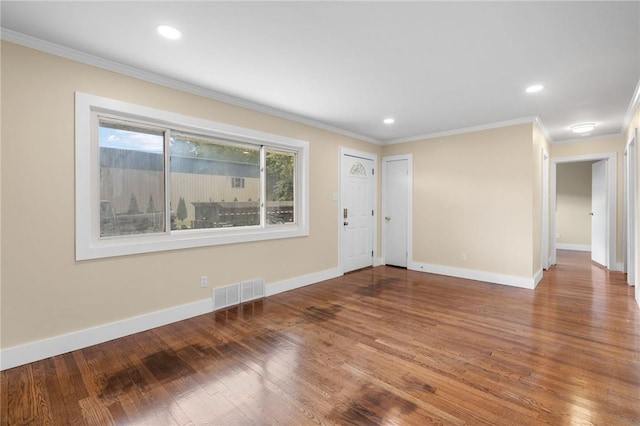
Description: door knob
xmin=385 ymin=216 xmax=391 ymax=221
xmin=589 ymin=212 xmax=594 ymax=216
xmin=344 ymin=221 xmax=349 ymax=226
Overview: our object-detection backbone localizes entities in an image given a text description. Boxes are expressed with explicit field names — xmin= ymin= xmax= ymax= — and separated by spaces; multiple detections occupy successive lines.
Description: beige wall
xmin=551 ymin=135 xmax=626 ymax=263
xmin=556 ymin=162 xmax=592 ymax=246
xmin=383 ymin=123 xmax=538 ymax=278
xmin=0 ymin=42 xmax=382 ymax=349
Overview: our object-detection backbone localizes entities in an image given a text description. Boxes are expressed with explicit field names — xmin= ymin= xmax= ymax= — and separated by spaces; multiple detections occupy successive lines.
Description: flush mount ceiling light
xmin=570 ymin=123 xmax=596 ymax=134
xmin=156 ymin=25 xmax=182 ymax=40
xmin=525 ymin=84 xmax=544 ymax=93
xmin=383 ymin=118 xmax=395 ymax=125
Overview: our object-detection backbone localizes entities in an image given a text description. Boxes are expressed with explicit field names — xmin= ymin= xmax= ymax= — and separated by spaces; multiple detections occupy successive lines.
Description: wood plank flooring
xmin=2 ymin=250 xmax=639 ymax=425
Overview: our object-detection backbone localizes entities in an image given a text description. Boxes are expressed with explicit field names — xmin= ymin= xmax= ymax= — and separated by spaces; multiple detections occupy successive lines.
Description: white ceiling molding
xmin=384 ymin=116 xmax=546 ymax=145
xmin=2 ymin=28 xmax=559 ymax=148
xmin=1 ymin=2 xmax=637 ymax=143
xmin=622 ymin=77 xmax=640 ymax=134
xmin=551 ymin=133 xmax=625 ymax=146
xmin=533 ymin=116 xmax=553 ymax=144
xmin=0 ymin=28 xmax=383 ymax=146
xmin=3 ymin=26 xmax=630 ymax=149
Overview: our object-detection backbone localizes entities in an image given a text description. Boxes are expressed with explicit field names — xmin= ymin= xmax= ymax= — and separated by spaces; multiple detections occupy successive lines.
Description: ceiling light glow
xmin=525 ymin=84 xmax=544 ymax=93
xmin=383 ymin=118 xmax=395 ymax=125
xmin=157 ymin=25 xmax=182 ymax=40
xmin=570 ymin=123 xmax=596 ymax=134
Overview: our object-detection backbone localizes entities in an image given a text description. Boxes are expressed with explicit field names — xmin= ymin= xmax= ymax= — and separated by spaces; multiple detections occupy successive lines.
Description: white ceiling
xmin=2 ymin=1 xmax=639 ymax=144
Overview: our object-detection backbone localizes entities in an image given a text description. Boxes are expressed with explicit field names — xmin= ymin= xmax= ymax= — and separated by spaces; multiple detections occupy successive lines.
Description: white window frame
xmin=76 ymin=92 xmax=309 ymax=260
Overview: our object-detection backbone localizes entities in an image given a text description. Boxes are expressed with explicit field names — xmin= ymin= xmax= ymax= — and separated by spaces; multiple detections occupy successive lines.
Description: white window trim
xmin=75 ymin=92 xmax=309 ymax=260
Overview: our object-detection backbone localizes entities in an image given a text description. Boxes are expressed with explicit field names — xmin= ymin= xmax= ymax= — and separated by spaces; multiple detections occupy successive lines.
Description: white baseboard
xmin=556 ymin=243 xmax=591 ymax=252
xmin=0 ymin=298 xmax=212 ymax=371
xmin=546 ymin=256 xmax=554 ymax=269
xmin=409 ymin=262 xmax=539 ymax=289
xmin=533 ymin=269 xmax=543 ymax=288
xmin=373 ymin=257 xmax=384 ymax=267
xmin=612 ymin=262 xmax=624 ymax=272
xmin=1 ymin=267 xmax=342 ymax=371
xmin=266 ymin=267 xmax=342 ymax=296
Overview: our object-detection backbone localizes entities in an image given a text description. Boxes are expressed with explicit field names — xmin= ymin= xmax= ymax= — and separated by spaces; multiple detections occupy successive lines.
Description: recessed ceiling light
xmin=156 ymin=25 xmax=182 ymax=40
xmin=570 ymin=123 xmax=596 ymax=134
xmin=383 ymin=118 xmax=395 ymax=125
xmin=525 ymin=84 xmax=544 ymax=93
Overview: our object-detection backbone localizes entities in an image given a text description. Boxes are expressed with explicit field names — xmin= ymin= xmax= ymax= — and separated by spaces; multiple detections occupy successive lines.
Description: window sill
xmin=77 ymin=224 xmax=309 ymax=260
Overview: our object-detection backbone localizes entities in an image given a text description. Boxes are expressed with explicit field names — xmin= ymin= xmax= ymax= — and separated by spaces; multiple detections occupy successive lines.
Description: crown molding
xmin=622 ymin=77 xmax=640 ymax=133
xmin=5 ymin=27 xmax=631 ymax=149
xmin=0 ymin=28 xmax=382 ymax=145
xmin=383 ymin=116 xmax=544 ymax=145
xmin=551 ymin=132 xmax=625 ymax=146
xmin=532 ymin=116 xmax=553 ymax=144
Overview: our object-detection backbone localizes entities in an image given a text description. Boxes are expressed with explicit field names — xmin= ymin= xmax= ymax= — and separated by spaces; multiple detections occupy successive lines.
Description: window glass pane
xmin=99 ymin=120 xmax=166 ymax=237
xmin=170 ymin=134 xmax=260 ymax=229
xmin=266 ymin=150 xmax=295 ymax=225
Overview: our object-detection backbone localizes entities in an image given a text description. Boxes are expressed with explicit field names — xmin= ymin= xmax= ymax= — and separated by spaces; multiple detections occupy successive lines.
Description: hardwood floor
xmin=2 ymin=250 xmax=639 ymax=425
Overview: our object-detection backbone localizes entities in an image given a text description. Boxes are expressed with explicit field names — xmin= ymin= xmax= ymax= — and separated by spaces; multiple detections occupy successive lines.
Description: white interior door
xmin=591 ymin=160 xmax=608 ymax=266
xmin=341 ymin=154 xmax=374 ymax=272
xmin=383 ymin=158 xmax=408 ymax=267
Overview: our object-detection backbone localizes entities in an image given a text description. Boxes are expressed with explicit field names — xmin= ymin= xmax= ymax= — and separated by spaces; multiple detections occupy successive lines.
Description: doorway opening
xmin=550 ymin=153 xmax=617 ymax=270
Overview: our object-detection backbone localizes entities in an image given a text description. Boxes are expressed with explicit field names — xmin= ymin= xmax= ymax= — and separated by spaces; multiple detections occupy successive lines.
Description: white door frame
xmin=624 ymin=130 xmax=638 ymax=286
xmin=382 ymin=154 xmax=413 ymax=267
xmin=550 ymin=152 xmax=617 ymax=269
xmin=623 ymin=148 xmax=628 ymax=274
xmin=541 ymin=149 xmax=550 ymax=270
xmin=339 ymin=147 xmax=378 ymax=272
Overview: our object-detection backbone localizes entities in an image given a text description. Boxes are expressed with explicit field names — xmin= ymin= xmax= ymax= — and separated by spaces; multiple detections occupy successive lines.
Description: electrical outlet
xmin=460 ymin=253 xmax=467 ymax=262
xmin=200 ymin=275 xmax=208 ymax=288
